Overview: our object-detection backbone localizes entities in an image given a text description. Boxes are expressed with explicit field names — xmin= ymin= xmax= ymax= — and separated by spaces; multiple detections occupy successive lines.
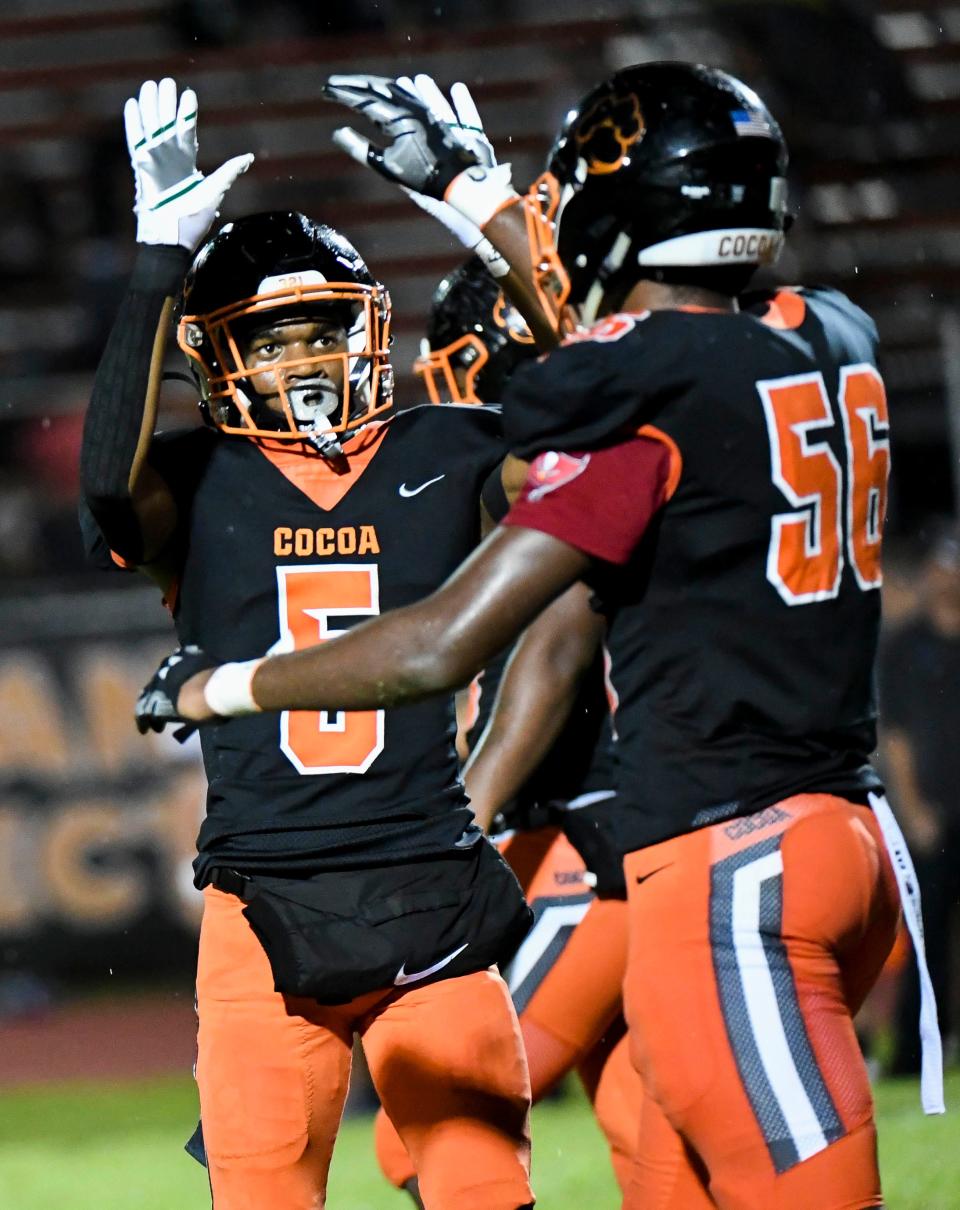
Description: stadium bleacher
xmin=0 ymin=0 xmax=958 ymax=526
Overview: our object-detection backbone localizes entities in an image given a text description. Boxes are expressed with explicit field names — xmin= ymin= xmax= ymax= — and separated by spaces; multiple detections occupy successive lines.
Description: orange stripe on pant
xmin=622 ymin=794 xmax=900 ymax=1210
xmin=375 ymin=828 xmax=640 ymax=1194
xmin=196 ymin=886 xmax=533 ymax=1210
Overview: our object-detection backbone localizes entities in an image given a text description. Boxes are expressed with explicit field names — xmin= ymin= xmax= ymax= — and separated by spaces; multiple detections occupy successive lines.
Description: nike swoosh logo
xmin=394 ymin=942 xmax=469 ymax=986
xmin=399 ymin=474 xmax=445 ymax=497
xmin=635 ymin=864 xmax=671 ymax=886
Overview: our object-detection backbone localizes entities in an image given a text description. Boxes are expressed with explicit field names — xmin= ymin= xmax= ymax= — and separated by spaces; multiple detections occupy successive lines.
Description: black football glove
xmin=135 ymin=644 xmax=217 ymax=738
xmin=322 ymin=73 xmax=483 ymax=198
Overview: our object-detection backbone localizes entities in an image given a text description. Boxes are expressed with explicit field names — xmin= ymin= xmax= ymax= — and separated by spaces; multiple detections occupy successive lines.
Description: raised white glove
xmin=397 ymin=77 xmax=509 ymax=277
xmin=326 ymin=72 xmax=514 ymax=273
xmin=124 ymin=77 xmax=254 ymax=251
xmin=401 ymin=74 xmax=519 ymax=230
xmin=403 ymin=75 xmax=495 ymax=173
xmin=324 ymin=72 xmax=473 ymax=196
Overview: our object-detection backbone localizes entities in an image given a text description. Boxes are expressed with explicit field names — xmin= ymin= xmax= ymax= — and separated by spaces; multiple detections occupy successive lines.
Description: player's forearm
xmin=464 ymin=674 xmax=578 ymax=824
xmin=463 ymin=585 xmax=603 ymax=826
xmin=253 ymin=607 xmax=464 ymax=710
xmin=463 ymin=699 xmax=558 ymax=831
xmin=81 ymin=245 xmax=188 ymax=561
xmin=481 ymin=201 xmax=561 ymax=351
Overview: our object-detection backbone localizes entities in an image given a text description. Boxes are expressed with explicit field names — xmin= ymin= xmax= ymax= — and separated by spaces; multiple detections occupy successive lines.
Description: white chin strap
xmin=582 ymin=231 xmax=632 ymax=325
xmin=346 ymin=309 xmax=373 ymax=409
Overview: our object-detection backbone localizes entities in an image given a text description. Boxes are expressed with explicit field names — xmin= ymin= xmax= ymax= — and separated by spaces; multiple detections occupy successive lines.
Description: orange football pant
xmin=622 ymin=794 xmax=900 ymax=1210
xmin=375 ymin=828 xmax=640 ymax=1193
xmin=196 ymin=886 xmax=533 ymax=1210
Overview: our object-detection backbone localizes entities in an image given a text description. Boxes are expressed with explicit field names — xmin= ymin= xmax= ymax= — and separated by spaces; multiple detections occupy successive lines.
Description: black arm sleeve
xmin=80 ymin=244 xmax=191 ymax=563
xmin=78 ymin=498 xmax=130 ymax=572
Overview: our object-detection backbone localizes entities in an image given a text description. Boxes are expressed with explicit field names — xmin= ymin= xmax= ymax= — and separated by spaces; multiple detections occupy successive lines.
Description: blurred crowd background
xmin=0 ymin=0 xmax=957 ymax=1089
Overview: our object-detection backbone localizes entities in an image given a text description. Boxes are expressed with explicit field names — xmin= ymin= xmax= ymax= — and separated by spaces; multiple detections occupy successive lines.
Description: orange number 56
xmin=276 ymin=564 xmax=385 ymax=774
xmin=759 ymin=365 xmax=889 ymax=605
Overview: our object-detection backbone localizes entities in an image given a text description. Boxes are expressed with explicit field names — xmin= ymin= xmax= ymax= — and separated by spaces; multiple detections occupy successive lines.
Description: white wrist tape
xmin=203 ymin=659 xmax=264 ymax=717
xmin=445 ymin=163 xmax=519 ymax=232
xmin=473 ymin=235 xmax=510 ymax=279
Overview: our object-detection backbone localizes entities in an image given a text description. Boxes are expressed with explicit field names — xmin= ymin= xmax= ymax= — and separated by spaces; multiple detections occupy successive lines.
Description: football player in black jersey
xmin=81 ymin=79 xmax=536 ymax=1210
xmin=139 ymin=64 xmax=944 ymax=1208
xmin=374 ymin=260 xmax=640 ymax=1202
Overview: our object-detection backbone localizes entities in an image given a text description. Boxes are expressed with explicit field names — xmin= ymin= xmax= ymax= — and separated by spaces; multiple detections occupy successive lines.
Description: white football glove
xmin=396 ymin=77 xmax=509 ymax=277
xmin=124 ymin=78 xmax=254 ymax=251
xmin=324 ymin=72 xmax=518 ymax=238
xmin=402 ymin=75 xmax=495 ymax=174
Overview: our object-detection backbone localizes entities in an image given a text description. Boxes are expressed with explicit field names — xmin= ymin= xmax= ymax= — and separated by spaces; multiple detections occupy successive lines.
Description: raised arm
xmin=461 ymin=581 xmax=605 ymax=831
xmin=80 ymin=242 xmax=188 ymax=572
xmin=321 ymin=73 xmax=563 ymax=349
xmin=80 ymin=78 xmax=252 ymax=574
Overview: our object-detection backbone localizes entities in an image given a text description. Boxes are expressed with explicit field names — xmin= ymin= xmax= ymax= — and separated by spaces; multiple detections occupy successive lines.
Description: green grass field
xmin=0 ymin=1071 xmax=957 ymax=1208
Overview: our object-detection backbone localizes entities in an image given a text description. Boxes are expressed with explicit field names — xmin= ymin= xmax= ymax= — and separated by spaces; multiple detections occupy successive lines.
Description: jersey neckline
xmin=253 ymin=420 xmax=391 ymax=512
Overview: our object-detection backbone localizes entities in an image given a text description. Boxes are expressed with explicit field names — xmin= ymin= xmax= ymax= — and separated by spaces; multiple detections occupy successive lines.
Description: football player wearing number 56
xmin=79 ymin=78 xmax=536 ymax=1210
xmin=142 ymin=63 xmax=945 ymax=1209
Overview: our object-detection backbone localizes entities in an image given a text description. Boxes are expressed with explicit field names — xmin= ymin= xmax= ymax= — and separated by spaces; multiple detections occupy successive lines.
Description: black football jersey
xmin=90 ymin=405 xmax=505 ymax=878
xmin=503 ymin=287 xmax=887 ymax=851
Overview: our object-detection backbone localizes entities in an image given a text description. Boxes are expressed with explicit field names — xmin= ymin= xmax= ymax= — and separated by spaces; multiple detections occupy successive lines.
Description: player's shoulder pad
xmin=389 ymin=405 xmax=506 ymax=486
xmin=145 ymin=425 xmax=219 ymax=508
xmin=744 ymin=285 xmax=878 ymax=350
xmin=798 ymin=285 xmax=879 ymax=344
xmin=391 ymin=401 xmax=505 ymax=445
xmin=150 ymin=424 xmax=219 ymax=456
xmin=395 ymin=400 xmax=502 ymax=427
xmin=147 ymin=424 xmax=217 ymax=473
xmin=503 ymin=311 xmax=690 ymax=460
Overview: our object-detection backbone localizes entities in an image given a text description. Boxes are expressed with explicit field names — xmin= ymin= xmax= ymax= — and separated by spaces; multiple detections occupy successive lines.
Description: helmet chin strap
xmin=286 ymin=391 xmax=347 ymax=457
xmin=582 ymin=231 xmax=633 ymax=324
xmin=305 ymin=426 xmax=346 ymax=459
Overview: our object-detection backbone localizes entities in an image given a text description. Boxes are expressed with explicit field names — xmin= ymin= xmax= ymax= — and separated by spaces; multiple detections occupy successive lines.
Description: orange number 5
xmin=759 ymin=366 xmax=889 ymax=605
xmin=276 ymin=564 xmax=384 ymax=774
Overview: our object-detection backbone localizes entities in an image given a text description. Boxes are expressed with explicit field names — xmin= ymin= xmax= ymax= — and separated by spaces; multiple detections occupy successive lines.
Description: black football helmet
xmin=414 ymin=257 xmax=536 ymax=404
xmin=178 ymin=211 xmax=393 ymax=449
xmin=546 ymin=62 xmax=790 ymax=319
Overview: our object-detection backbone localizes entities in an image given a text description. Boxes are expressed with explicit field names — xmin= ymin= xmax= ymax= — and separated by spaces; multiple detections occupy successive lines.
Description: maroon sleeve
xmin=501 ymin=432 xmax=679 ymax=565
